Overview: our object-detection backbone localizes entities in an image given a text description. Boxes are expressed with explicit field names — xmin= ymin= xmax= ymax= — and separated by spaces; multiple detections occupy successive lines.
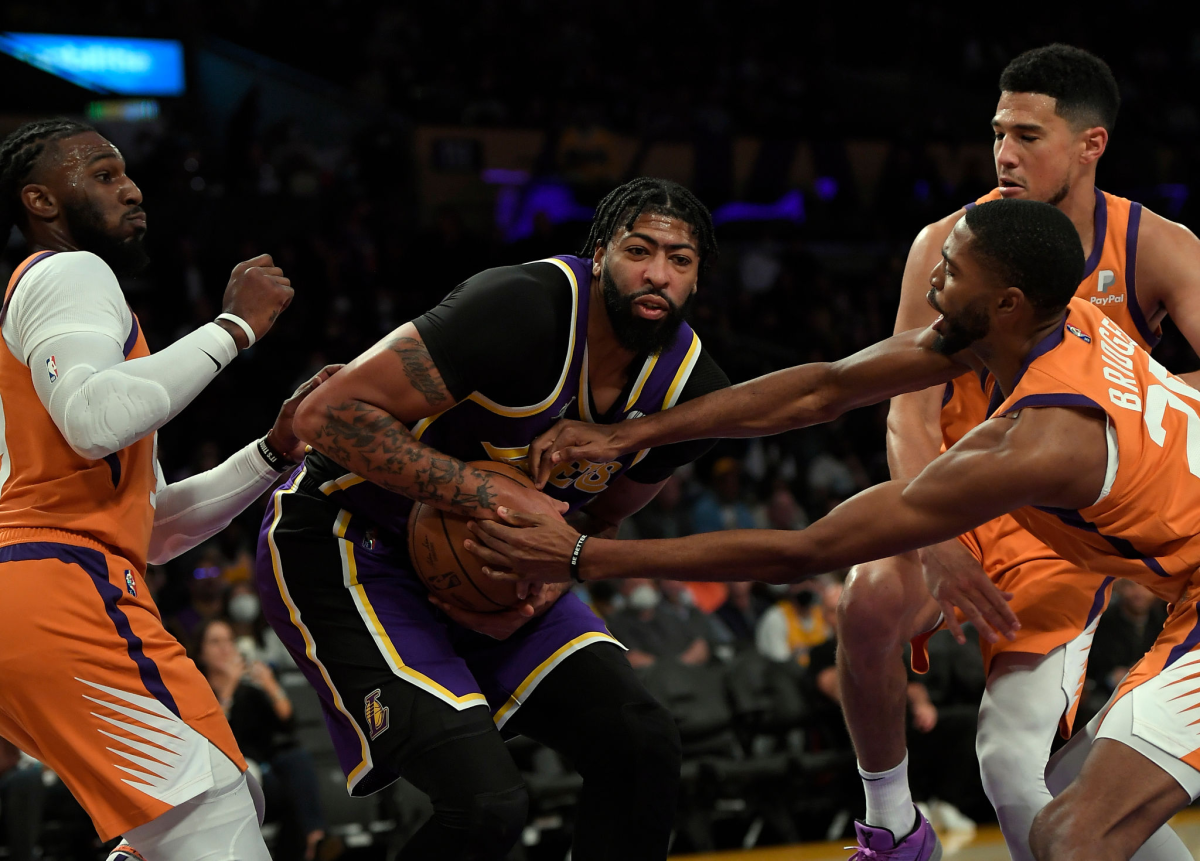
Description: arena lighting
xmin=87 ymin=99 xmax=161 ymax=122
xmin=0 ymin=32 xmax=185 ymax=96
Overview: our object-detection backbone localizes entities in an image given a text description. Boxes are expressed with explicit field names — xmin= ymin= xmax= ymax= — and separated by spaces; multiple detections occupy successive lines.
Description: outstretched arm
xmin=529 ymin=326 xmax=970 ymax=486
xmin=471 ymin=406 xmax=1108 ymax=612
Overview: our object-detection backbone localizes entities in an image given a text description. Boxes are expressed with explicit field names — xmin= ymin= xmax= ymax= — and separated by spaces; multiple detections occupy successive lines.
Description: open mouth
xmin=997 ymin=178 xmax=1024 ymax=197
xmin=633 ymin=295 xmax=669 ymax=320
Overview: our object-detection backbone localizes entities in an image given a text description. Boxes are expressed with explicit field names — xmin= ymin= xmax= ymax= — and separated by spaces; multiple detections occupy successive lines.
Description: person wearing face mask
xmin=226 ymin=581 xmax=295 ymax=669
xmin=605 ymin=579 xmax=713 ymax=669
xmin=756 ymin=580 xmax=834 ymax=667
xmin=192 ymin=618 xmax=333 ymax=861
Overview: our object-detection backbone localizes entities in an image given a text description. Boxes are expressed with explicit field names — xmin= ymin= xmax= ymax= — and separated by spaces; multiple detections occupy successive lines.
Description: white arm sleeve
xmin=148 ymin=442 xmax=279 ymax=565
xmin=8 ymin=252 xmax=239 ymax=460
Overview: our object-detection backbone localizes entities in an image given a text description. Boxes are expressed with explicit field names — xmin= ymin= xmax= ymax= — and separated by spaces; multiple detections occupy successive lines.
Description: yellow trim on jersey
xmin=411 ymin=409 xmax=449 ymax=441
xmin=578 ymin=348 xmax=595 ymax=423
xmin=319 ymin=473 xmax=366 ymax=496
xmin=623 ymin=352 xmax=659 ymax=413
xmin=480 ymin=442 xmax=531 ymax=466
xmin=464 ymin=257 xmax=580 ymax=418
xmin=630 ymin=448 xmax=651 ymax=467
xmin=492 ymin=630 xmax=622 ymax=729
xmin=662 ymin=332 xmax=702 ymax=409
xmin=333 ymin=509 xmax=488 ymax=710
xmin=266 ymin=467 xmax=374 ymax=792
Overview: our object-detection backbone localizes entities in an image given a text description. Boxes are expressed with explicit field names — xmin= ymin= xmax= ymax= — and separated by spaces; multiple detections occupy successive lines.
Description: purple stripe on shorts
xmin=0 ymin=542 xmax=180 ymax=717
xmin=1165 ymin=606 xmax=1200 ymax=670
xmin=1085 ymin=576 xmax=1115 ymax=628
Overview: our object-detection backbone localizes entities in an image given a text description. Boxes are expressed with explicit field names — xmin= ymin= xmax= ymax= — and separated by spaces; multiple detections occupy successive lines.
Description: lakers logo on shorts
xmin=364 ymin=689 xmax=389 ymax=740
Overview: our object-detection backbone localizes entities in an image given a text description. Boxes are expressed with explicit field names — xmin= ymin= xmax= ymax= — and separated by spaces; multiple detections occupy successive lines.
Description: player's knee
xmin=578 ymin=698 xmax=681 ymax=787
xmin=976 ymin=717 xmax=1039 ymax=803
xmin=838 ymin=561 xmax=911 ymax=653
xmin=459 ymin=783 xmax=529 ymax=856
xmin=1029 ymin=794 xmax=1092 ymax=861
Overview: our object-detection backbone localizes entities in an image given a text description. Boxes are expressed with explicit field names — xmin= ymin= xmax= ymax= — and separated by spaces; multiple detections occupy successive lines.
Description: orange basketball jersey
xmin=0 ymin=252 xmax=157 ymax=569
xmin=941 ymin=188 xmax=1158 ymax=448
xmin=995 ymin=298 xmax=1200 ymax=602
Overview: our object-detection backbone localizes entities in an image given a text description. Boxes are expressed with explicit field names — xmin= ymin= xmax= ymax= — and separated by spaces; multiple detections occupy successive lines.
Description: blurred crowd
xmin=1 ymin=1 xmax=1198 ymax=855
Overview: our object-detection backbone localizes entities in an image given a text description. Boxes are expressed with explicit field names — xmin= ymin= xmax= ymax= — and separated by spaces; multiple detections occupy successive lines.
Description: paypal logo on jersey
xmin=45 ymin=355 xmax=58 ymax=382
xmin=1097 ymin=270 xmax=1116 ymax=293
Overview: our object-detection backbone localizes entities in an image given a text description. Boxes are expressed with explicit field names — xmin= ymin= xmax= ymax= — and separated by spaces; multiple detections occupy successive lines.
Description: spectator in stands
xmin=0 ymin=738 xmax=44 ymax=861
xmin=689 ymin=457 xmax=758 ymax=612
xmin=757 ymin=580 xmax=834 ymax=667
xmin=631 ymin=473 xmax=692 ymax=539
xmin=165 ymin=548 xmax=228 ymax=643
xmin=606 ymin=579 xmax=715 ymax=669
xmin=1080 ymin=580 xmax=1168 ymax=728
xmin=712 ymin=581 xmax=770 ymax=650
xmin=586 ymin=580 xmax=625 ymax=620
xmin=194 ymin=618 xmax=331 ymax=861
xmin=226 ymin=580 xmax=296 ymax=669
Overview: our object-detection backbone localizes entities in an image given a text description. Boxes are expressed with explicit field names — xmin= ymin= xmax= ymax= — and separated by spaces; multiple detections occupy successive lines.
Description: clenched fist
xmin=218 ymin=254 xmax=294 ymax=350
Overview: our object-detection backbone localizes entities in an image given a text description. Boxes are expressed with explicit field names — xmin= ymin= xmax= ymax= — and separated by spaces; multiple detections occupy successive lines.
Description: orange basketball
xmin=407 ymin=460 xmax=532 ymax=613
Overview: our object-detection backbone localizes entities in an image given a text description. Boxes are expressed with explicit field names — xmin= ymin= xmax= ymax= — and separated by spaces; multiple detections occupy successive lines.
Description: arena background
xmin=2 ymin=3 xmax=1200 ymax=858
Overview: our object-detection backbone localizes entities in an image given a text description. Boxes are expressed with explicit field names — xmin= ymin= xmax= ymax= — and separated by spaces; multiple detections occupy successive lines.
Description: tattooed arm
xmin=292 ymin=322 xmax=563 ymax=519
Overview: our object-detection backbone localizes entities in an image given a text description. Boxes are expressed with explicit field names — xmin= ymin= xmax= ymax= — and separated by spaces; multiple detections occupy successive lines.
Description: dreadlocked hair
xmin=0 ymin=117 xmax=95 ymax=241
xmin=580 ymin=177 xmax=718 ymax=267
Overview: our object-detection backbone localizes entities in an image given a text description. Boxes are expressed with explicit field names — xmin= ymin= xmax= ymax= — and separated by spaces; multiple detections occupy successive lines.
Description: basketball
xmin=407 ymin=460 xmax=534 ymax=613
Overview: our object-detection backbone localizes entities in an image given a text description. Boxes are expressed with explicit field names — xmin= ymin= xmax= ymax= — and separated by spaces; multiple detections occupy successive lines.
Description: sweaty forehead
xmin=618 ymin=210 xmax=695 ymax=241
xmin=42 ymin=132 xmax=122 ymax=178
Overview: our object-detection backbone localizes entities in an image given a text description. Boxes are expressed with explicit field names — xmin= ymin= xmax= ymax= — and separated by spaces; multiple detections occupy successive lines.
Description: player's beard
xmin=928 ymin=290 xmax=991 ymax=355
xmin=62 ymin=197 xmax=150 ymax=277
xmin=601 ymin=264 xmax=694 ymax=355
xmin=1045 ymin=180 xmax=1070 ymax=207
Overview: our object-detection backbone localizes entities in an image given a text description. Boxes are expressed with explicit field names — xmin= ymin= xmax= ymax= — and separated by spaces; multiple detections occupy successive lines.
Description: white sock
xmin=859 ymin=753 xmax=917 ymax=838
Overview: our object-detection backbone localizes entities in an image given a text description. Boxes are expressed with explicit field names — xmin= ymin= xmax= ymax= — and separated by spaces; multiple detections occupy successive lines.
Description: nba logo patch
xmin=1066 ymin=324 xmax=1092 ymax=344
xmin=124 ymin=570 xmax=137 ymax=596
xmin=365 ymin=689 xmax=389 ymax=740
xmin=45 ymin=355 xmax=58 ymax=382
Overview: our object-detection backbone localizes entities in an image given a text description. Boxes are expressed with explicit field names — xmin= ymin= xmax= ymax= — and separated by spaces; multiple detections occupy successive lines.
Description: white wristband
xmin=215 ymin=313 xmax=256 ymax=348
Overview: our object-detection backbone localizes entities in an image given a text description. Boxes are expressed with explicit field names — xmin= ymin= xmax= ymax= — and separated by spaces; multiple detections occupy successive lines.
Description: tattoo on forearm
xmin=309 ymin=399 xmax=497 ymax=513
xmin=391 ymin=336 xmax=448 ymax=407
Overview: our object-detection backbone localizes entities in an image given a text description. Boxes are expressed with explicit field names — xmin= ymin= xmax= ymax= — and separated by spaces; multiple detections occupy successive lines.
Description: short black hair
xmin=999 ymin=44 xmax=1120 ymax=131
xmin=0 ymin=117 xmax=95 ymax=241
xmin=580 ymin=177 xmax=717 ymax=267
xmin=964 ymin=199 xmax=1084 ymax=317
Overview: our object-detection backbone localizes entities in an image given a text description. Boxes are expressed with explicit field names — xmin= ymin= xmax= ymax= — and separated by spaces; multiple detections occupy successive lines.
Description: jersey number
xmin=1144 ymin=357 xmax=1200 ymax=478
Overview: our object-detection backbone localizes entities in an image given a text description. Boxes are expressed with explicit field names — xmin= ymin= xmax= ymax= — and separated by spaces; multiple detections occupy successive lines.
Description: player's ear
xmin=20 ymin=183 xmax=57 ymax=221
xmin=996 ymin=287 xmax=1023 ymax=317
xmin=1079 ymin=125 xmax=1107 ymax=166
xmin=592 ymin=244 xmax=605 ymax=277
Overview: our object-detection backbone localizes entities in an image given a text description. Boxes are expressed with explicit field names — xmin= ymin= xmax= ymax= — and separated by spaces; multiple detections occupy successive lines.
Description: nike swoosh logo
xmin=201 ymin=349 xmax=222 ymax=371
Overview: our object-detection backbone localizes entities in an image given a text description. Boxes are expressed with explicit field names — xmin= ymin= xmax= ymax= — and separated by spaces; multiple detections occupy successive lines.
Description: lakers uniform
xmin=992 ymin=298 xmax=1200 ymax=792
xmin=0 ymin=252 xmax=243 ymax=840
xmin=257 ymin=255 xmax=708 ymax=795
xmin=915 ymin=188 xmax=1158 ymax=735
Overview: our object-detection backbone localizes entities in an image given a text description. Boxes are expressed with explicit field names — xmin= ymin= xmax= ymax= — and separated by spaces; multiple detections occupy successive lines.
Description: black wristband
xmin=569 ymin=533 xmax=589 ymax=583
xmin=256 ymin=436 xmax=294 ymax=473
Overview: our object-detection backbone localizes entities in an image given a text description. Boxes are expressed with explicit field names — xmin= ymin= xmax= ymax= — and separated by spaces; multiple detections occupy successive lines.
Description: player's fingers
xmin=462 ymin=537 xmax=512 ymax=566
xmin=957 ymin=593 xmax=1000 ymax=644
xmin=481 ymin=566 xmax=522 ymax=582
xmin=939 ymin=599 xmax=969 ymax=645
xmin=516 ymin=581 xmax=530 ymax=601
xmin=260 ymin=266 xmax=285 ymax=277
xmin=496 ymin=507 xmax=538 ymax=526
xmin=978 ymin=584 xmax=1021 ymax=639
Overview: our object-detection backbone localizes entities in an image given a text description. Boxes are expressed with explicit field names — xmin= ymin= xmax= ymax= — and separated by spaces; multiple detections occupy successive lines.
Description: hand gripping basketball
xmin=218 ymin=254 xmax=294 ymax=350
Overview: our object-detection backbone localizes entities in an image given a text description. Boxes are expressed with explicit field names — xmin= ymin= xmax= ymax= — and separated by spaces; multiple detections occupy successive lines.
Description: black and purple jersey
xmin=302 ymin=254 xmax=727 ymax=536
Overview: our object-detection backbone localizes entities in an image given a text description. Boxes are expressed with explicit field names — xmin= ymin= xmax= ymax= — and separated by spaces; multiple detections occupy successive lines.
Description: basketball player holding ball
xmin=255 ymin=177 xmax=729 ymax=860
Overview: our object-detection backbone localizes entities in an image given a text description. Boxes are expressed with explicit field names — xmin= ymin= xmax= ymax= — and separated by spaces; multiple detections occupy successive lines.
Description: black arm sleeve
xmin=412 ymin=263 xmax=573 ymax=404
xmin=623 ymin=348 xmax=731 ymax=484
